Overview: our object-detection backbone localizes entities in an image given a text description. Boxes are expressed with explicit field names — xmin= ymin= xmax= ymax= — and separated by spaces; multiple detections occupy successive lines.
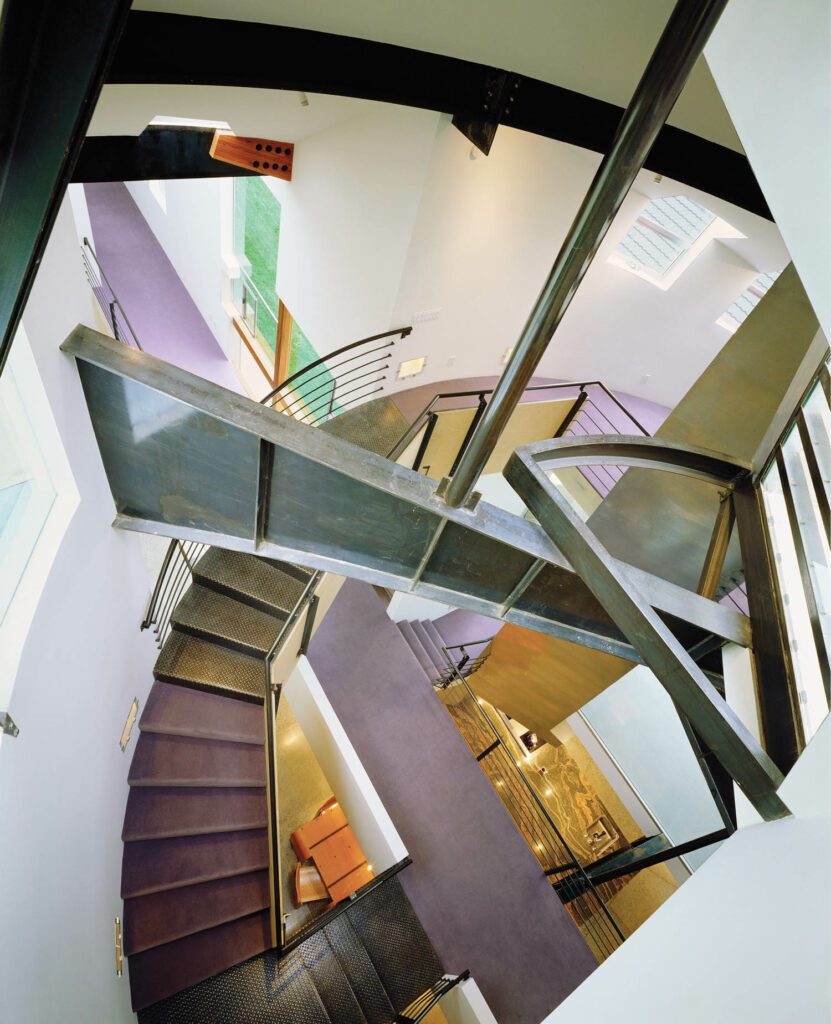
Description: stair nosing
xmin=121 ymin=861 xmax=270 ymax=901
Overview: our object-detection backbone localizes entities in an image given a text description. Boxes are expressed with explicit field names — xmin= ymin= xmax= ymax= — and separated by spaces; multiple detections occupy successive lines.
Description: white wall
xmin=580 ymin=666 xmax=725 ymax=869
xmin=706 ymin=0 xmax=831 ymax=337
xmin=0 ymin=199 xmax=159 ymax=1023
xmin=543 ymin=714 xmax=831 ymax=1024
xmin=265 ymin=105 xmax=440 ymax=356
xmin=284 ymin=658 xmax=408 ymax=872
xmin=387 ymin=118 xmax=788 ymax=408
xmin=127 ymin=176 xmax=236 ymax=359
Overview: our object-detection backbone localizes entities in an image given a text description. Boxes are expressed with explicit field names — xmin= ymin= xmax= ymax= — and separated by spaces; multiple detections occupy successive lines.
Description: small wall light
xmin=397 ymin=356 xmax=427 ymax=380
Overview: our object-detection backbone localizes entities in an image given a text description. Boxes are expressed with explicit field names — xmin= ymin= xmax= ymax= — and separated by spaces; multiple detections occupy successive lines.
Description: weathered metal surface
xmin=63 ymin=327 xmax=749 ymax=664
xmin=587 ymin=265 xmax=824 ymax=593
xmin=505 ymin=440 xmax=789 ymax=821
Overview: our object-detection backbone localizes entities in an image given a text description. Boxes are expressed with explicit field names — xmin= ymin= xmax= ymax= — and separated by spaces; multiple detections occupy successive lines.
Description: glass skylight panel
xmin=718 ymin=271 xmax=780 ymax=332
xmin=614 ymin=195 xmax=717 ymax=280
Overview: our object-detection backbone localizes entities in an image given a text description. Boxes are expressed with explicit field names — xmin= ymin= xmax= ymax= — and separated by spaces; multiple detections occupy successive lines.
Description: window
xmin=0 ymin=357 xmax=57 ymax=623
xmin=716 ymin=271 xmax=780 ymax=333
xmin=231 ymin=177 xmax=321 ymax=397
xmin=609 ymin=195 xmax=732 ymax=288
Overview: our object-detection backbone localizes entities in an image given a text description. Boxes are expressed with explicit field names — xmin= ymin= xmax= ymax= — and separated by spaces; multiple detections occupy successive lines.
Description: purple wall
xmin=309 ymin=580 xmax=596 ymax=1024
xmin=84 ymin=182 xmax=243 ymax=394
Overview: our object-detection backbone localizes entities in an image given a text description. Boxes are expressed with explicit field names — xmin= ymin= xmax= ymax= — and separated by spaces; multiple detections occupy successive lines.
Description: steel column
xmin=697 ymin=492 xmax=736 ymax=599
xmin=0 ymin=0 xmax=132 ymax=375
xmin=442 ymin=0 xmax=731 ymax=507
xmin=506 ymin=448 xmax=789 ymax=821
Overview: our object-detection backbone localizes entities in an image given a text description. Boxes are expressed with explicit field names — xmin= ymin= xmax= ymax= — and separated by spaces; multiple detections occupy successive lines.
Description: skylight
xmin=612 ymin=195 xmax=717 ymax=283
xmin=716 ymin=271 xmax=781 ymax=332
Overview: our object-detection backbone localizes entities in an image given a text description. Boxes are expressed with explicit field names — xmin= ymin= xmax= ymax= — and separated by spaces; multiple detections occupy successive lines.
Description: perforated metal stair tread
xmin=122 ymin=830 xmax=270 ymax=899
xmin=322 ymin=914 xmax=394 ymax=1024
xmin=154 ymin=633 xmax=264 ymax=701
xmin=140 ymin=682 xmax=264 ymax=746
xmin=171 ymin=584 xmax=284 ymax=656
xmin=299 ymin=930 xmax=369 ymax=1024
xmin=194 ymin=548 xmax=308 ymax=615
xmin=128 ymin=733 xmax=266 ymax=788
xmin=124 ymin=870 xmax=271 ymax=955
xmin=123 ymin=787 xmax=267 ymax=841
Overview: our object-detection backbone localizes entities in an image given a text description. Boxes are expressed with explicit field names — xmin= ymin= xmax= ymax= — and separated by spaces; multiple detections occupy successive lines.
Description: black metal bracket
xmin=452 ymin=71 xmax=522 ymax=155
xmin=298 ymin=595 xmax=320 ymax=656
xmin=0 ymin=712 xmax=19 ymax=738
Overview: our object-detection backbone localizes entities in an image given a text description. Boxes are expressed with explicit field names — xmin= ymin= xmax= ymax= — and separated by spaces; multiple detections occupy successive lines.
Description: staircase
xmin=394 ymin=619 xmax=489 ymax=685
xmin=135 ymin=875 xmax=445 ymax=1024
xmin=122 ymin=548 xmax=313 ymax=1011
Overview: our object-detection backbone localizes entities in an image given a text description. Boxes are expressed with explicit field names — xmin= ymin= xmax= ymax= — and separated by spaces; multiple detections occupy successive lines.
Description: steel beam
xmin=505 ymin=445 xmax=789 ymax=821
xmin=0 ymin=0 xmax=131 ymax=375
xmin=733 ymin=483 xmax=803 ymax=772
xmin=107 ymin=12 xmax=769 ymax=220
xmin=63 ymin=326 xmax=750 ymax=658
xmin=442 ymin=0 xmax=732 ymax=508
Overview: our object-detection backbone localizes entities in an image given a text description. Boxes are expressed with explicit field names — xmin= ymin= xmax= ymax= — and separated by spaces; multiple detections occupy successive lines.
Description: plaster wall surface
xmin=706 ymin=0 xmax=831 ymax=337
xmin=0 ymin=200 xmax=158 ymax=1023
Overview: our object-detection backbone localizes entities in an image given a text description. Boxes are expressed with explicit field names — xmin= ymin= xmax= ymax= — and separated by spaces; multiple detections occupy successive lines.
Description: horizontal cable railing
xmin=80 ymin=237 xmax=142 ymax=350
xmin=394 ymin=971 xmax=471 ymax=1023
xmin=262 ymin=326 xmax=413 ymax=427
xmin=439 ymin=642 xmax=625 ymax=962
xmin=387 ymin=379 xmax=649 ymax=501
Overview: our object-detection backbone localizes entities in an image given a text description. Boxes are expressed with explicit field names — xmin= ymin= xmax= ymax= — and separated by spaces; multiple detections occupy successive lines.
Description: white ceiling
xmin=132 ymin=0 xmax=742 ymax=151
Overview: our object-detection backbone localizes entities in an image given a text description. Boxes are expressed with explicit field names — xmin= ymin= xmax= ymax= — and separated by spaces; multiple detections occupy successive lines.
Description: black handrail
xmin=262 ymin=325 xmax=412 ymax=405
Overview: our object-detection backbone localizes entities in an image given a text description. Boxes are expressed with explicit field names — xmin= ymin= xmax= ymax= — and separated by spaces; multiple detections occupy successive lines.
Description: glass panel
xmin=0 ymin=365 xmax=56 ymax=622
xmin=233 ymin=177 xmax=281 ymax=358
xmin=761 ymin=461 xmax=828 ymax=740
xmin=77 ymin=360 xmax=261 ymax=539
xmin=266 ymin=447 xmax=441 ymax=578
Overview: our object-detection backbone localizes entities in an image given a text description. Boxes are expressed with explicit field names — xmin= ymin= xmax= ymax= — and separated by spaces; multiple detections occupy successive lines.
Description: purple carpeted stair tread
xmin=124 ymin=870 xmax=271 ymax=955
xmin=397 ymin=621 xmax=437 ymax=681
xmin=411 ymin=621 xmax=445 ymax=674
xmin=122 ymin=830 xmax=270 ymax=898
xmin=421 ymin=620 xmax=450 ymax=668
xmin=140 ymin=681 xmax=265 ymax=745
xmin=128 ymin=911 xmax=272 ymax=1012
xmin=123 ymin=787 xmax=267 ymax=841
xmin=128 ymin=732 xmax=266 ymax=788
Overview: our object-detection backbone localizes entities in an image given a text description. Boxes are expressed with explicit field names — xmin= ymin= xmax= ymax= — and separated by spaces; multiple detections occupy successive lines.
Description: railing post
xmin=109 ymin=300 xmax=119 ymax=341
xmin=440 ymin=0 xmax=731 ymax=508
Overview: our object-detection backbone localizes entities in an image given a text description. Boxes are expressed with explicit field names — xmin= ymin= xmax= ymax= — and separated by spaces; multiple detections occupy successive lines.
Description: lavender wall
xmin=309 ymin=580 xmax=596 ymax=1024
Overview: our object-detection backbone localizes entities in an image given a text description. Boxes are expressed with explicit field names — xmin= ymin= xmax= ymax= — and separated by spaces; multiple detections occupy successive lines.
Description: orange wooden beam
xmin=209 ymin=130 xmax=294 ymax=180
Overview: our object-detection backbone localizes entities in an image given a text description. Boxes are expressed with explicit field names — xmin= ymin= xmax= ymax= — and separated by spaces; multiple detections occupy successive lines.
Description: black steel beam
xmin=586 ymin=828 xmax=731 ymax=887
xmin=0 ymin=0 xmax=132 ymax=376
xmin=108 ymin=11 xmax=770 ymax=219
xmin=74 ymin=127 xmax=259 ymax=183
xmin=733 ymin=483 xmax=804 ymax=772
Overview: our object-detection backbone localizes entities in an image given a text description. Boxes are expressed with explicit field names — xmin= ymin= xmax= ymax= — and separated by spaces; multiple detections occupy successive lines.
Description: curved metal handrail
xmin=261 ymin=325 xmax=412 ymax=405
xmin=520 ymin=434 xmax=751 ymax=487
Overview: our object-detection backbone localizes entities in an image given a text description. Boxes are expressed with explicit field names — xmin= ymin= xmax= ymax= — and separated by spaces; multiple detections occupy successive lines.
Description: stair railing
xmin=140 ymin=539 xmax=207 ymax=647
xmin=262 ymin=325 xmax=413 ymax=426
xmin=439 ymin=641 xmax=625 ymax=961
xmin=387 ymin=379 xmax=648 ymax=499
xmin=80 ymin=237 xmax=142 ymax=350
xmin=394 ymin=971 xmax=471 ymax=1023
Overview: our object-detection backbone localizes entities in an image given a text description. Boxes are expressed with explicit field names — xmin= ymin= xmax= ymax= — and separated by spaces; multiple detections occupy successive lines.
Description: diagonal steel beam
xmin=505 ymin=445 xmax=789 ymax=822
xmin=442 ymin=0 xmax=733 ymax=507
